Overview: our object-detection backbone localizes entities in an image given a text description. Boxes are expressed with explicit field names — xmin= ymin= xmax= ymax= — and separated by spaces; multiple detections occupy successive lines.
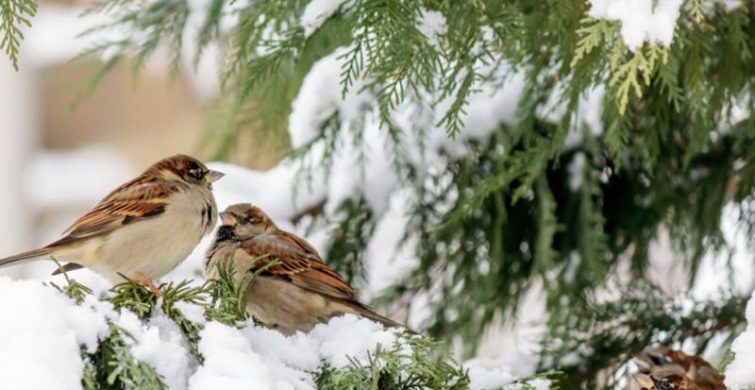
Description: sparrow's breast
xmin=92 ymin=187 xmax=216 ymax=281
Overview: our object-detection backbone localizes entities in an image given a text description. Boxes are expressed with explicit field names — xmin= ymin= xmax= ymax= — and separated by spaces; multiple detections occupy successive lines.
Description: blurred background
xmin=0 ymin=0 xmax=264 ymax=282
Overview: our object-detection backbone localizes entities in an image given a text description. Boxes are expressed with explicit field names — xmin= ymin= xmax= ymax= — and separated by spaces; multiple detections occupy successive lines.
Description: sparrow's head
xmin=150 ymin=154 xmax=224 ymax=188
xmin=219 ymin=203 xmax=275 ymax=239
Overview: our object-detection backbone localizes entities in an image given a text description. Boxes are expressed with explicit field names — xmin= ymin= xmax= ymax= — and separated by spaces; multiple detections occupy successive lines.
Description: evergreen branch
xmin=87 ymin=322 xmax=168 ymax=390
xmin=0 ymin=0 xmax=37 ymax=70
xmin=316 ymin=335 xmax=471 ymax=390
xmin=159 ymin=280 xmax=209 ymax=361
xmin=541 ymin=284 xmax=748 ymax=389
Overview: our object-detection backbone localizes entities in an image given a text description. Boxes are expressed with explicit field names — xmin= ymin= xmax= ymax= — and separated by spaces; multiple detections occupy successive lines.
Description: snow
xmin=189 ymin=322 xmax=274 ymax=390
xmin=0 ymin=275 xmax=538 ymax=389
xmin=725 ymin=290 xmax=755 ymax=388
xmin=300 ymin=0 xmax=348 ymax=38
xmin=117 ymin=307 xmax=194 ymax=390
xmin=0 ymin=277 xmax=109 ymax=390
xmin=588 ymin=0 xmax=684 ymax=51
xmin=192 ymin=315 xmax=405 ymax=389
xmin=417 ymin=8 xmax=447 ymax=46
xmin=712 ymin=0 xmax=744 ymax=12
xmin=364 ymin=190 xmax=418 ymax=297
xmin=309 ymin=314 xmax=405 ymax=367
xmin=568 ymin=152 xmax=586 ymax=191
xmin=192 ymin=315 xmax=404 ymax=389
xmin=465 ymin=357 xmax=550 ymax=390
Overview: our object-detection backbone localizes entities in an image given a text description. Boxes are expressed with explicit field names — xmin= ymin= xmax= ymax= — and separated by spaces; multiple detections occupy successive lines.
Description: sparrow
xmin=627 ymin=347 xmax=725 ymax=390
xmin=204 ymin=203 xmax=403 ymax=334
xmin=0 ymin=154 xmax=224 ymax=293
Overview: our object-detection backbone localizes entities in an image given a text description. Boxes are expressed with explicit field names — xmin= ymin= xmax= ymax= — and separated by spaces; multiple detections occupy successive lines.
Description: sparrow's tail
xmin=0 ymin=247 xmax=53 ymax=269
xmin=354 ymin=305 xmax=416 ymax=333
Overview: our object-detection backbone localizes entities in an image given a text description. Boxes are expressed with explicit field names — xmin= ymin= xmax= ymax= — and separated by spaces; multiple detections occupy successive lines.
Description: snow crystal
xmin=301 ymin=0 xmax=348 ymax=37
xmin=725 ymin=290 xmax=755 ymax=388
xmin=0 ymin=278 xmax=109 ymax=390
xmin=588 ymin=0 xmax=684 ymax=50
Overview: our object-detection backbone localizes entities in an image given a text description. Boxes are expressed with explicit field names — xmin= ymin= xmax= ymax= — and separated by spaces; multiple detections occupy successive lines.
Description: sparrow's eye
xmin=188 ymin=169 xmax=204 ymax=180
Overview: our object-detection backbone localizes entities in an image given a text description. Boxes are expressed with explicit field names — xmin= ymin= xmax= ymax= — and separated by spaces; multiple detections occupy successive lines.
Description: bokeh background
xmin=0 ymin=0 xmax=286 ymax=282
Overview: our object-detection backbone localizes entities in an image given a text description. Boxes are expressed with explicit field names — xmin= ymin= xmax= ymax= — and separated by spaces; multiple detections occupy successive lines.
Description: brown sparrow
xmin=627 ymin=347 xmax=725 ymax=390
xmin=0 ymin=155 xmax=224 ymax=292
xmin=204 ymin=203 xmax=402 ymax=334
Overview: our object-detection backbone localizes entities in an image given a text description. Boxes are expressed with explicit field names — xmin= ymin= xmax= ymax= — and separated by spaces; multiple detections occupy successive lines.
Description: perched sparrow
xmin=204 ymin=203 xmax=402 ymax=334
xmin=0 ymin=155 xmax=223 ymax=292
xmin=627 ymin=347 xmax=725 ymax=390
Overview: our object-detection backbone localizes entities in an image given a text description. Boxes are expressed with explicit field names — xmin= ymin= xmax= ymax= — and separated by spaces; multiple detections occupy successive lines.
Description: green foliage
xmin=0 ymin=0 xmax=36 ymax=70
xmin=315 ymin=336 xmax=470 ymax=390
xmin=86 ymin=323 xmax=168 ymax=390
xmin=324 ymin=197 xmax=377 ymax=284
xmin=541 ymin=283 xmax=748 ymax=389
xmin=203 ymin=261 xmax=254 ymax=325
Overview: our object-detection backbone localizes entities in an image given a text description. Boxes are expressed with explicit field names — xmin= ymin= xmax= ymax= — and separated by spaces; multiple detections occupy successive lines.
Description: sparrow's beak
xmin=219 ymin=211 xmax=238 ymax=226
xmin=205 ymin=170 xmax=225 ymax=183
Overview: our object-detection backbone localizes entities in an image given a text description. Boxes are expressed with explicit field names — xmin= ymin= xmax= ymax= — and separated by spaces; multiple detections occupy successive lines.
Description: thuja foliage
xmin=54 ymin=271 xmax=485 ymax=390
xmin=316 ymin=339 xmax=470 ymax=390
xmin=540 ymin=283 xmax=748 ymax=389
xmin=0 ymin=0 xmax=37 ymax=70
xmin=66 ymin=0 xmax=754 ymax=387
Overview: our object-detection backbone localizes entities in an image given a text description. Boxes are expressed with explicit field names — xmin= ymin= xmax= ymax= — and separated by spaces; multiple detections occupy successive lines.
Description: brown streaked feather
xmin=53 ymin=177 xmax=175 ymax=245
xmin=239 ymin=231 xmax=357 ymax=301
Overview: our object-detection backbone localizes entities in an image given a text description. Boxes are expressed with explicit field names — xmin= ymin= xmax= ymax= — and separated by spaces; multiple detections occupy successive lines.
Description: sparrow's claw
xmin=134 ymin=272 xmax=161 ymax=298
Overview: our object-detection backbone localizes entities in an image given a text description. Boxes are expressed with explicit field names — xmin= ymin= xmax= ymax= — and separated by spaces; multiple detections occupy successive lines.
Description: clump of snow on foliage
xmin=465 ymin=357 xmax=550 ymax=390
xmin=0 ymin=277 xmax=108 ymax=390
xmin=189 ymin=321 xmax=275 ymax=390
xmin=117 ymin=308 xmax=194 ymax=390
xmin=191 ymin=315 xmax=405 ymax=390
xmin=588 ymin=0 xmax=684 ymax=50
xmin=725 ymin=289 xmax=755 ymax=389
xmin=301 ymin=0 xmax=348 ymax=37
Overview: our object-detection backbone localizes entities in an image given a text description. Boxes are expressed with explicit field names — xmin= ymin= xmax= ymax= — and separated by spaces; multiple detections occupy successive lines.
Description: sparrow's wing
xmin=240 ymin=231 xmax=357 ymax=301
xmin=55 ymin=177 xmax=173 ymax=244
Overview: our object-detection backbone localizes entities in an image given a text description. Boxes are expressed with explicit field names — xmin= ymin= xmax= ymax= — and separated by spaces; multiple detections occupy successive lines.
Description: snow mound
xmin=301 ymin=0 xmax=348 ymax=37
xmin=0 ymin=278 xmax=539 ymax=389
xmin=725 ymin=290 xmax=755 ymax=388
xmin=0 ymin=277 xmax=108 ymax=390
